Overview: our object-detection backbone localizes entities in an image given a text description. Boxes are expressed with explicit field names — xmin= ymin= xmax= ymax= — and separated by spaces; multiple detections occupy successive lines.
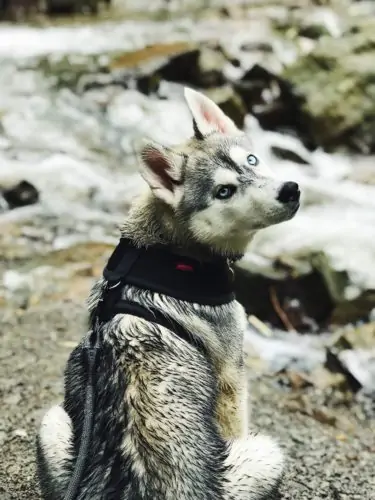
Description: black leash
xmin=63 ymin=334 xmax=99 ymax=500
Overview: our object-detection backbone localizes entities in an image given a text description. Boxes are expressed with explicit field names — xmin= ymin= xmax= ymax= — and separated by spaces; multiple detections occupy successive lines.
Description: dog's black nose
xmin=277 ymin=182 xmax=300 ymax=204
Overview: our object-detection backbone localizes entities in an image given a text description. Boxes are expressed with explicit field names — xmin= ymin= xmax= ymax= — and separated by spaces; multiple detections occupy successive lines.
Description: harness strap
xmin=111 ymin=300 xmax=208 ymax=356
xmin=103 ymin=239 xmax=143 ymax=283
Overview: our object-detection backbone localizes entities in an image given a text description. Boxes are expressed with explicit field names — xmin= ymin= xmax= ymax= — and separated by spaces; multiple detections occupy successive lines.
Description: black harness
xmin=63 ymin=237 xmax=235 ymax=500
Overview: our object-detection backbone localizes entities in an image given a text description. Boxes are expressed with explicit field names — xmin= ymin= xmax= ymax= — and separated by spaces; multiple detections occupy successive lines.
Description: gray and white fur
xmin=36 ymin=87 xmax=301 ymax=500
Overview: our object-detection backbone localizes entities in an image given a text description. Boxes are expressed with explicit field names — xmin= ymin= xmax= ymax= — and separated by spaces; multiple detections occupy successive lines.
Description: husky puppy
xmin=36 ymin=87 xmax=300 ymax=500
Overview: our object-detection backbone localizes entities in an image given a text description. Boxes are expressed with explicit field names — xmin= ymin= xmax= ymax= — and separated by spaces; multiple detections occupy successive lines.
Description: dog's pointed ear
xmin=184 ymin=87 xmax=239 ymax=138
xmin=140 ymin=140 xmax=184 ymax=206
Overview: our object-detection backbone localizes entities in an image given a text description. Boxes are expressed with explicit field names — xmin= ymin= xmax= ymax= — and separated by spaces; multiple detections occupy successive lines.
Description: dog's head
xmin=140 ymin=87 xmax=300 ymax=255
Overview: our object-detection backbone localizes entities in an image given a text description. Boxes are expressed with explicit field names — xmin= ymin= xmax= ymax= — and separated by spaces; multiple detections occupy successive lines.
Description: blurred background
xmin=0 ymin=1 xmax=375 ymax=499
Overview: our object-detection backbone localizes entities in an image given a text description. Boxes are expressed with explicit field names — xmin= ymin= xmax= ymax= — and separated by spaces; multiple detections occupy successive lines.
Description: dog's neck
xmin=120 ymin=192 xmax=246 ymax=263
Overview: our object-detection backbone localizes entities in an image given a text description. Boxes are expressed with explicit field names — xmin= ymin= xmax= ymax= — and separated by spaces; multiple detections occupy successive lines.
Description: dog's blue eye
xmin=215 ymin=185 xmax=237 ymax=200
xmin=247 ymin=154 xmax=258 ymax=166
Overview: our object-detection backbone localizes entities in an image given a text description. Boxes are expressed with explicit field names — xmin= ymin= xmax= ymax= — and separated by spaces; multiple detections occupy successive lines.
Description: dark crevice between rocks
xmin=233 ymin=264 xmax=335 ymax=333
xmin=0 ymin=0 xmax=108 ymax=19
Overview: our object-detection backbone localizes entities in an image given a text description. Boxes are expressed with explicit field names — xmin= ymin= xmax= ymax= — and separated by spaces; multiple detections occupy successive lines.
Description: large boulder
xmin=282 ymin=18 xmax=375 ymax=154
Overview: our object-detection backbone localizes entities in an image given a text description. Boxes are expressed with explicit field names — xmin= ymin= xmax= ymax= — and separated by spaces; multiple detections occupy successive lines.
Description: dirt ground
xmin=0 ymin=300 xmax=374 ymax=500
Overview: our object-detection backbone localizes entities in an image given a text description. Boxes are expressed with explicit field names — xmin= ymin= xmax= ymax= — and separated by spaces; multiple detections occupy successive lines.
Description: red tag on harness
xmin=175 ymin=263 xmax=194 ymax=272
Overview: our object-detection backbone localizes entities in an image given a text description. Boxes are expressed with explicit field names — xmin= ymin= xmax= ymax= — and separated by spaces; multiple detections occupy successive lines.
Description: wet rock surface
xmin=0 ymin=1 xmax=375 ymax=498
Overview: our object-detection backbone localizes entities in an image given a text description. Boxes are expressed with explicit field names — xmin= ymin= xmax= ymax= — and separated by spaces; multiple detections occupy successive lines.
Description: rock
xmin=311 ymin=407 xmax=337 ymax=426
xmin=245 ymin=327 xmax=326 ymax=374
xmin=301 ymin=253 xmax=375 ymax=327
xmin=3 ymin=269 xmax=31 ymax=293
xmin=283 ymin=393 xmax=339 ymax=427
xmin=2 ymin=270 xmax=32 ymax=309
xmin=329 ymin=322 xmax=375 ymax=351
xmin=325 ymin=347 xmax=363 ymax=393
xmin=109 ymin=42 xmax=197 ymax=94
xmin=233 ymin=64 xmax=316 ymax=150
xmin=37 ymin=53 xmax=110 ymax=90
xmin=192 ymin=44 xmax=228 ymax=88
xmin=0 ymin=0 xmax=102 ymax=18
xmin=274 ymin=6 xmax=342 ymax=40
xmin=356 ymin=389 xmax=375 ymax=420
xmin=110 ymin=42 xmax=228 ymax=93
xmin=218 ymin=5 xmax=244 ymax=20
xmin=234 ymin=257 xmax=334 ymax=332
xmin=0 ymin=0 xmax=39 ymax=20
xmin=324 ymin=326 xmax=374 ymax=393
xmin=322 ymin=324 xmax=375 ymax=393
xmin=340 ymin=348 xmax=375 ymax=394
xmin=282 ymin=19 xmax=375 ymax=153
xmin=21 ymin=241 xmax=114 ymax=271
xmin=45 ymin=0 xmax=100 ymax=15
xmin=235 ymin=246 xmax=375 ymax=332
xmin=285 ymin=370 xmax=313 ymax=390
xmin=309 ymin=252 xmax=349 ymax=304
xmin=12 ymin=428 xmax=28 ymax=440
xmin=346 ymin=156 xmax=375 ymax=185
xmin=271 ymin=145 xmax=310 ymax=165
xmin=1 ymin=242 xmax=115 ymax=308
xmin=205 ymin=86 xmax=246 ymax=129
xmin=2 ymin=181 xmax=39 ymax=210
xmin=309 ymin=366 xmax=347 ymax=391
xmin=330 ymin=290 xmax=375 ymax=326
xmin=298 ymin=23 xmax=332 ymax=41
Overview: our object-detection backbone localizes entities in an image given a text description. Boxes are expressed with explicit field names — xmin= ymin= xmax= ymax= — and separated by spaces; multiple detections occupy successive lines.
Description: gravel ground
xmin=0 ymin=302 xmax=374 ymax=500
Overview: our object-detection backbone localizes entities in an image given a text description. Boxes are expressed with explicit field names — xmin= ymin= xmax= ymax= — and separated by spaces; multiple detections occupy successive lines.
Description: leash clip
xmin=108 ymin=280 xmax=122 ymax=290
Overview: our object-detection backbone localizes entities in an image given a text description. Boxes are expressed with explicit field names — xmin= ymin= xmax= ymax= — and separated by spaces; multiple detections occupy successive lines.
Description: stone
xmin=340 ymin=348 xmax=375 ymax=394
xmin=286 ymin=370 xmax=313 ymax=390
xmin=309 ymin=366 xmax=347 ymax=391
xmin=311 ymin=407 xmax=337 ymax=426
xmin=322 ymin=324 xmax=375 ymax=393
xmin=282 ymin=19 xmax=375 ymax=153
xmin=274 ymin=6 xmax=342 ymax=40
xmin=234 ymin=64 xmax=316 ymax=150
xmin=12 ymin=429 xmax=28 ymax=439
xmin=330 ymin=291 xmax=375 ymax=326
xmin=37 ymin=53 xmax=110 ymax=90
xmin=109 ymin=42 xmax=194 ymax=94
xmin=271 ymin=145 xmax=311 ymax=165
xmin=109 ymin=42 xmax=229 ymax=94
xmin=0 ymin=0 xmax=39 ymax=19
xmin=2 ymin=181 xmax=39 ymax=210
xmin=45 ymin=0 xmax=100 ymax=15
xmin=234 ymin=258 xmax=334 ymax=332
xmin=325 ymin=347 xmax=363 ymax=393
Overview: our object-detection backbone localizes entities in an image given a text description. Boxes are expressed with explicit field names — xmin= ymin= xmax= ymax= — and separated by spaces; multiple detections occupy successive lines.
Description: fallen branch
xmin=269 ymin=285 xmax=296 ymax=332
